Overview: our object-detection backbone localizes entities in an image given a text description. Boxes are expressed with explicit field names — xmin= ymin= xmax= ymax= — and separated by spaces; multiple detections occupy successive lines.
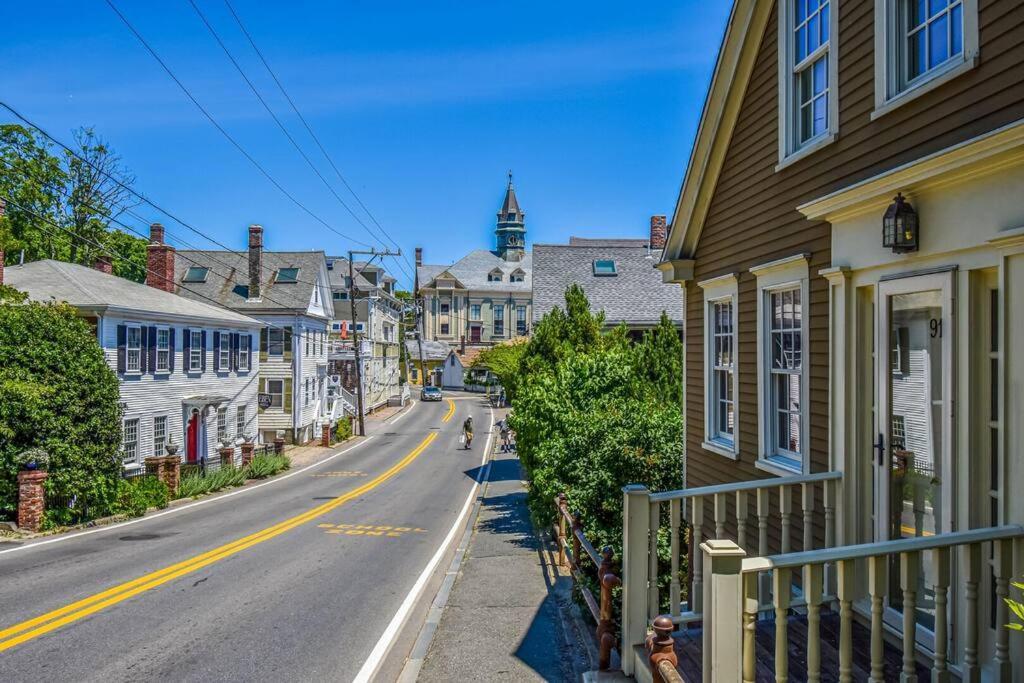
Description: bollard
xmin=647 ymin=615 xmax=679 ymax=683
xmin=597 ymin=546 xmax=622 ymax=671
xmin=16 ymin=469 xmax=48 ymax=533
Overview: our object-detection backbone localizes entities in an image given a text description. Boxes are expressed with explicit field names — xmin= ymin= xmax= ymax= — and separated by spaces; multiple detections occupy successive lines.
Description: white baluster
xmin=772 ymin=568 xmax=791 ymax=683
xmin=736 ymin=490 xmax=748 ymax=551
xmin=714 ymin=492 xmax=726 ymax=539
xmin=868 ymin=555 xmax=886 ymax=683
xmin=995 ymin=539 xmax=1012 ymax=682
xmin=837 ymin=559 xmax=854 ymax=683
xmin=743 ymin=572 xmax=758 ymax=683
xmin=802 ymin=482 xmax=814 ymax=551
xmin=805 ymin=563 xmax=823 ymax=683
xmin=670 ymin=498 xmax=680 ymax=619
xmin=823 ymin=479 xmax=835 ymax=549
xmin=648 ymin=500 xmax=660 ymax=619
xmin=779 ymin=485 xmax=793 ymax=553
xmin=963 ymin=543 xmax=981 ymax=682
xmin=756 ymin=488 xmax=770 ymax=605
xmin=931 ymin=547 xmax=950 ymax=683
xmin=691 ymin=496 xmax=704 ymax=615
xmin=900 ymin=551 xmax=920 ymax=683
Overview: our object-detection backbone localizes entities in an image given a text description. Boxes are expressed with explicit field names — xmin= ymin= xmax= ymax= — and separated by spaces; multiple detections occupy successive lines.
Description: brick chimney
xmin=248 ymin=225 xmax=263 ymax=300
xmin=649 ymin=215 xmax=668 ymax=250
xmin=94 ymin=255 xmax=113 ymax=274
xmin=146 ymin=223 xmax=176 ymax=292
xmin=415 ymin=247 xmax=422 ymax=267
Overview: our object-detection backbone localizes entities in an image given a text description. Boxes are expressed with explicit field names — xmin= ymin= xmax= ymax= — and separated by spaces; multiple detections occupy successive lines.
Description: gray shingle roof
xmin=6 ymin=260 xmax=261 ymax=326
xmin=174 ymin=250 xmax=326 ymax=313
xmin=417 ymin=249 xmax=532 ymax=293
xmin=532 ymin=243 xmax=683 ymax=326
xmin=405 ymin=338 xmax=451 ymax=361
xmin=325 ymin=256 xmax=374 ymax=291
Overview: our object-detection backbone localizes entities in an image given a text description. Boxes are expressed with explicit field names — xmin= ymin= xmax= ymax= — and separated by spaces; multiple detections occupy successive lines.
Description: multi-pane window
xmin=267 ymin=328 xmax=284 ymax=356
xmin=710 ymin=301 xmax=735 ymax=443
xmin=440 ymin=302 xmax=450 ymax=314
xmin=126 ymin=326 xmax=142 ymax=372
xmin=237 ymin=405 xmax=247 ymax=437
xmin=238 ymin=334 xmax=250 ymax=371
xmin=305 ymin=331 xmax=310 ymax=356
xmin=153 ymin=416 xmax=167 ymax=457
xmin=267 ymin=379 xmax=284 ymax=408
xmin=470 ymin=304 xmax=481 ymax=320
xmin=903 ymin=0 xmax=963 ymax=85
xmin=516 ymin=306 xmax=527 ymax=335
xmin=156 ymin=328 xmax=170 ymax=372
xmin=494 ymin=307 xmax=504 ymax=336
xmin=217 ymin=407 xmax=227 ymax=443
xmin=792 ymin=0 xmax=831 ymax=146
xmin=123 ymin=418 xmax=139 ymax=464
xmin=767 ymin=288 xmax=803 ymax=463
xmin=304 ymin=378 xmax=310 ymax=406
xmin=190 ymin=330 xmax=203 ymax=370
xmin=219 ymin=332 xmax=230 ymax=370
xmin=440 ymin=323 xmax=450 ymax=335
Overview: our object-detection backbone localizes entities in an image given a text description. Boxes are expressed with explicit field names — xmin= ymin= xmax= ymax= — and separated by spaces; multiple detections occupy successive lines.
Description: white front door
xmin=874 ymin=270 xmax=955 ymax=641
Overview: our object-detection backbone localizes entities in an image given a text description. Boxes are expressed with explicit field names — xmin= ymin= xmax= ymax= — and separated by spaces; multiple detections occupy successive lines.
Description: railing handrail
xmin=741 ymin=523 xmax=1024 ymax=573
xmin=648 ymin=470 xmax=842 ymax=502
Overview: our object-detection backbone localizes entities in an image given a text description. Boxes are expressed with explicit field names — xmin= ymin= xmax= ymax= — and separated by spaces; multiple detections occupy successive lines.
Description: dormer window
xmin=488 ymin=269 xmax=503 ymax=282
xmin=276 ymin=268 xmax=299 ymax=283
xmin=183 ymin=266 xmax=209 ymax=283
xmin=593 ymin=259 xmax=617 ymax=276
xmin=326 ymin=260 xmax=334 ymax=270
xmin=510 ymin=269 xmax=526 ymax=283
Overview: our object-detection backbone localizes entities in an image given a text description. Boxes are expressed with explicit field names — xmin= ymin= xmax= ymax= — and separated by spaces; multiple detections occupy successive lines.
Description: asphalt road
xmin=0 ymin=395 xmax=492 ymax=682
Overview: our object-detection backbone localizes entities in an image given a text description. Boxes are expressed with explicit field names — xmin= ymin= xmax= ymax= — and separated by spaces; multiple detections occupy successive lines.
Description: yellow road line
xmin=900 ymin=525 xmax=934 ymax=537
xmin=442 ymin=399 xmax=455 ymax=422
xmin=0 ymin=431 xmax=438 ymax=653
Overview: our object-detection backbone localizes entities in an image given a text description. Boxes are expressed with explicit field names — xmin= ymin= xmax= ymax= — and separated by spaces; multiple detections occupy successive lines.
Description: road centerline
xmin=0 ymin=430 xmax=438 ymax=654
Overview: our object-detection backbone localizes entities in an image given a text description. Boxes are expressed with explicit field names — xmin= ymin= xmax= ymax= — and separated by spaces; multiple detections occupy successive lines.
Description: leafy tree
xmin=0 ymin=125 xmax=68 ymax=261
xmin=0 ymin=290 xmax=123 ymax=523
xmin=472 ymin=340 xmax=527 ymax=400
xmin=636 ymin=312 xmax=684 ymax=407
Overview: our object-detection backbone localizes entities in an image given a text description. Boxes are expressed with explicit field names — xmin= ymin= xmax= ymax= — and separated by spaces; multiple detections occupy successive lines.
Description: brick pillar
xmin=218 ymin=447 xmax=235 ymax=468
xmin=274 ymin=437 xmax=285 ymax=455
xmin=240 ymin=442 xmax=255 ymax=467
xmin=146 ymin=456 xmax=180 ymax=497
xmin=321 ymin=423 xmax=331 ymax=447
xmin=17 ymin=470 xmax=47 ymax=533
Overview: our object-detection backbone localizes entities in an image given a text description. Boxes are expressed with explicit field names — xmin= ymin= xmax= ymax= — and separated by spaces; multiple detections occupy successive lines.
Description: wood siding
xmin=684 ymin=0 xmax=1024 ymax=551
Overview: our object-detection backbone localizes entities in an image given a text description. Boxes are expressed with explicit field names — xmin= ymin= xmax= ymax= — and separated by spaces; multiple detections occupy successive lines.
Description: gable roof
xmin=5 ymin=260 xmax=261 ymax=326
xmin=174 ymin=250 xmax=327 ymax=314
xmin=418 ymin=249 xmax=532 ymax=293
xmin=405 ymin=338 xmax=451 ymax=362
xmin=325 ymin=256 xmax=374 ymax=291
xmin=532 ymin=242 xmax=684 ymax=327
xmin=660 ymin=0 xmax=775 ymax=263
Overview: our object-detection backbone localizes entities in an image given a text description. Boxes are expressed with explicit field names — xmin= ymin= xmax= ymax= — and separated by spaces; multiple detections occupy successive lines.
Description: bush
xmin=333 ymin=419 xmax=353 ymax=443
xmin=110 ymin=476 xmax=170 ymax=517
xmin=174 ymin=455 xmax=290 ymax=499
xmin=245 ymin=454 xmax=290 ymax=480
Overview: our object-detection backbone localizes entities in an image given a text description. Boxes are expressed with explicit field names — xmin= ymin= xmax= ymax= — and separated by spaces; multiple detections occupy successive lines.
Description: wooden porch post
xmin=701 ymin=539 xmax=746 ymax=683
xmin=621 ymin=484 xmax=651 ymax=676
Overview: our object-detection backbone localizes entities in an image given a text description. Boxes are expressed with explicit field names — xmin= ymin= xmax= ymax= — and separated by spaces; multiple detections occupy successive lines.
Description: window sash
xmin=268 ymin=380 xmax=284 ymax=408
xmin=709 ymin=300 xmax=735 ymax=442
xmin=126 ymin=326 xmax=142 ymax=372
xmin=238 ymin=335 xmax=250 ymax=370
xmin=190 ymin=330 xmax=203 ymax=370
xmin=267 ymin=328 xmax=284 ymax=356
xmin=900 ymin=0 xmax=964 ymax=87
xmin=765 ymin=287 xmax=804 ymax=464
xmin=123 ymin=419 xmax=139 ymax=463
xmin=156 ymin=328 xmax=170 ymax=372
xmin=152 ymin=416 xmax=166 ymax=456
xmin=217 ymin=407 xmax=227 ymax=443
xmin=237 ymin=406 xmax=247 ymax=435
xmin=219 ymin=333 xmax=230 ymax=369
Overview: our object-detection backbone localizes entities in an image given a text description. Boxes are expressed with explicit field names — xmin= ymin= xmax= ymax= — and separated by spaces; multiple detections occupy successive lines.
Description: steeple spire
xmin=495 ymin=171 xmax=526 ymax=261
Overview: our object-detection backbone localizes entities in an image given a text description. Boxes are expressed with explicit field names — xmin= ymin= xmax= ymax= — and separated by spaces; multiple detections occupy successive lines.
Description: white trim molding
xmin=699 ymin=273 xmax=740 ymax=460
xmin=751 ymin=254 xmax=811 ymax=474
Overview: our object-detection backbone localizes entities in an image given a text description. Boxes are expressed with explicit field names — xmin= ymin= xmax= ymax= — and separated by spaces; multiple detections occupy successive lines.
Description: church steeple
xmin=495 ymin=171 xmax=526 ymax=261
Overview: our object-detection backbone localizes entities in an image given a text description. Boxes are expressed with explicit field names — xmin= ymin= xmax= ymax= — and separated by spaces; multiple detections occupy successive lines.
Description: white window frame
xmin=777 ymin=0 xmax=839 ymax=169
xmin=493 ymin=306 xmax=504 ymax=336
xmin=267 ymin=328 xmax=284 ymax=357
xmin=750 ymin=254 xmax=810 ymax=475
xmin=470 ymin=304 xmax=481 ymax=320
xmin=123 ymin=418 xmax=140 ymax=464
xmin=189 ymin=329 xmax=203 ymax=371
xmin=238 ymin=334 xmax=251 ymax=371
xmin=872 ymin=0 xmax=978 ymax=119
xmin=699 ymin=273 xmax=740 ymax=459
xmin=153 ymin=415 xmax=167 ymax=457
xmin=267 ymin=379 xmax=284 ymax=409
xmin=236 ymin=405 xmax=247 ymax=438
xmin=125 ymin=325 xmax=142 ymax=374
xmin=217 ymin=406 xmax=227 ymax=444
xmin=155 ymin=327 xmax=171 ymax=373
xmin=516 ymin=305 xmax=527 ymax=335
xmin=219 ymin=330 xmax=231 ymax=370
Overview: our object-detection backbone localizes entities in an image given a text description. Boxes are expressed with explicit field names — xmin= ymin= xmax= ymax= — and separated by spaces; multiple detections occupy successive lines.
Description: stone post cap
xmin=700 ymin=538 xmax=747 ymax=557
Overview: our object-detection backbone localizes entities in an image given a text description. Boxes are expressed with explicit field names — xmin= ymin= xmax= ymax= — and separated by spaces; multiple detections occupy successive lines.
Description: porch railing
xmin=702 ymin=525 xmax=1024 ymax=682
xmin=620 ymin=471 xmax=842 ymax=676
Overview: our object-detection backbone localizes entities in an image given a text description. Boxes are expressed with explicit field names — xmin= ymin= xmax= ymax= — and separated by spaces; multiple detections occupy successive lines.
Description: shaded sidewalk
xmin=414 ymin=432 xmax=590 ymax=681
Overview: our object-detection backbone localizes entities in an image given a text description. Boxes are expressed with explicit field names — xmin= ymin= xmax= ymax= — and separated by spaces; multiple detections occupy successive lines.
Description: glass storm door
xmin=875 ymin=271 xmax=954 ymax=644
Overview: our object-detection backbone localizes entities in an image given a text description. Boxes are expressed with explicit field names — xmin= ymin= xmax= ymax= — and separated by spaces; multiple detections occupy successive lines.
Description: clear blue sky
xmin=0 ymin=1 xmax=731 ymax=289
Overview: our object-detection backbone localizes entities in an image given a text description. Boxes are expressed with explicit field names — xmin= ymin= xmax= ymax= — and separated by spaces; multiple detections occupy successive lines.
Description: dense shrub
xmin=333 ymin=418 xmax=353 ymax=443
xmin=110 ymin=476 xmax=170 ymax=517
xmin=245 ymin=454 xmax=290 ymax=480
xmin=175 ymin=455 xmax=290 ymax=499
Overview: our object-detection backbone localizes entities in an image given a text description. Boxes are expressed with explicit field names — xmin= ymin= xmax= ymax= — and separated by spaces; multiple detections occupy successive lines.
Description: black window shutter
xmin=283 ymin=326 xmax=293 ymax=361
xmin=260 ymin=327 xmax=268 ymax=362
xmin=200 ymin=330 xmax=207 ymax=372
xmin=230 ymin=332 xmax=239 ymax=371
xmin=183 ymin=328 xmax=191 ymax=371
xmin=169 ymin=328 xmax=176 ymax=372
xmin=116 ymin=324 xmax=127 ymax=374
xmin=139 ymin=326 xmax=148 ymax=374
xmin=213 ymin=331 xmax=221 ymax=372
xmin=148 ymin=326 xmax=157 ymax=374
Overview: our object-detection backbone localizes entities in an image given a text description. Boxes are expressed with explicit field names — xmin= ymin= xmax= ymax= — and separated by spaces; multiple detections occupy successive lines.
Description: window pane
xmin=951 ymin=3 xmax=962 ymax=55
xmin=796 ymin=25 xmax=807 ymax=62
xmin=910 ymin=0 xmax=927 ymax=27
xmin=813 ymin=55 xmax=827 ymax=94
xmin=929 ymin=13 xmax=949 ymax=67
xmin=928 ymin=0 xmax=947 ymax=17
xmin=808 ymin=13 xmax=820 ymax=52
xmin=813 ymin=96 xmax=827 ymax=137
xmin=909 ymin=29 xmax=927 ymax=80
xmin=820 ymin=2 xmax=829 ymax=42
xmin=796 ymin=0 xmax=807 ymax=24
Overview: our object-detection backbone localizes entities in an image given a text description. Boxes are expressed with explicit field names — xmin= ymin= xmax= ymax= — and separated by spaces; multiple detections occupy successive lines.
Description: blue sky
xmin=0 ymin=1 xmax=731 ymax=289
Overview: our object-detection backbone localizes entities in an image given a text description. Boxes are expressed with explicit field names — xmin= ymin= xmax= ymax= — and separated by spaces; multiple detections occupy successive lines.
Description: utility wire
xmin=103 ymin=0 xmax=374 ymax=250
xmin=221 ymin=0 xmax=416 ymax=284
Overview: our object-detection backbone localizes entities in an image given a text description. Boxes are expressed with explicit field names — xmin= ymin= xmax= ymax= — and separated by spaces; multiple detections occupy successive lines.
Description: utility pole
xmin=347 ymin=248 xmax=400 ymax=436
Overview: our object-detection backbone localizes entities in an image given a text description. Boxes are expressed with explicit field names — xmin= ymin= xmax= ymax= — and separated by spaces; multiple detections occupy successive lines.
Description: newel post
xmin=597 ymin=546 xmax=621 ymax=671
xmin=621 ymin=484 xmax=651 ymax=676
xmin=701 ymin=539 xmax=746 ymax=683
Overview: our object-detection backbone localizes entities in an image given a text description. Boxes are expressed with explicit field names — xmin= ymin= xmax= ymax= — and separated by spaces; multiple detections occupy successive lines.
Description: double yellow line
xmin=442 ymin=399 xmax=456 ymax=422
xmin=0 ymin=431 xmax=438 ymax=653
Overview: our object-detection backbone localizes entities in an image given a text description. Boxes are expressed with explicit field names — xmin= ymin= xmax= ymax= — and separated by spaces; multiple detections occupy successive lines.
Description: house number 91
xmin=930 ymin=318 xmax=942 ymax=338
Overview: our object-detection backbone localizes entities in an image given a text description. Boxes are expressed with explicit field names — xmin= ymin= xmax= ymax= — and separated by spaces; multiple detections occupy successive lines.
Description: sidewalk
xmin=412 ymin=419 xmax=591 ymax=682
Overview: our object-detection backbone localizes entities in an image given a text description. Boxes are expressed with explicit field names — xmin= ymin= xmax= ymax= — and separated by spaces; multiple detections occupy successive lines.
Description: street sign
xmin=257 ymin=393 xmax=273 ymax=410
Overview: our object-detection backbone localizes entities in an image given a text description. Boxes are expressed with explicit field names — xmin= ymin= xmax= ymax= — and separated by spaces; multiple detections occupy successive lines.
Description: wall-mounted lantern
xmin=882 ymin=193 xmax=919 ymax=254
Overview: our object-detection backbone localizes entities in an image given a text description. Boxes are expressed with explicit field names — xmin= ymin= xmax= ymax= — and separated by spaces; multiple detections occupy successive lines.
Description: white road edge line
xmin=0 ymin=436 xmax=377 ymax=557
xmin=385 ymin=397 xmax=417 ymax=425
xmin=352 ymin=403 xmax=495 ymax=683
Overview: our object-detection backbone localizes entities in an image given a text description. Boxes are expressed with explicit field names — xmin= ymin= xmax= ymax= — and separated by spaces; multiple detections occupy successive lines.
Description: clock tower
xmin=495 ymin=171 xmax=526 ymax=262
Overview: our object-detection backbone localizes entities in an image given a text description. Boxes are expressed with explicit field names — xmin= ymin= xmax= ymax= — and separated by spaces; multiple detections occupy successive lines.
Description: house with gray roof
xmin=162 ymin=224 xmax=335 ymax=445
xmin=416 ymin=174 xmax=533 ymax=349
xmin=532 ymin=216 xmax=683 ymax=336
xmin=4 ymin=253 xmax=263 ymax=471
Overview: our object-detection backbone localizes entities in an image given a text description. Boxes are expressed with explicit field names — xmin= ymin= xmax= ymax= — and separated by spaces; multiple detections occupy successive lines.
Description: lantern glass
xmin=882 ymin=193 xmax=918 ymax=254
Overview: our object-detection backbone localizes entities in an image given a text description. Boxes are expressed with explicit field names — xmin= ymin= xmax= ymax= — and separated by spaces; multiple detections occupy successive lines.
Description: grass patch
xmin=174 ymin=454 xmax=291 ymax=499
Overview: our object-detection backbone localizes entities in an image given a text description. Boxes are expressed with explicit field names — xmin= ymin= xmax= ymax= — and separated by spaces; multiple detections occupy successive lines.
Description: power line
xmin=220 ymin=0 xmax=416 ymax=285
xmin=102 ymin=0 xmax=374 ymax=251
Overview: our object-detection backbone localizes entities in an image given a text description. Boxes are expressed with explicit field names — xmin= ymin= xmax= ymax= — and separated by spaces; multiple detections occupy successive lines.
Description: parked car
xmin=420 ymin=386 xmax=443 ymax=402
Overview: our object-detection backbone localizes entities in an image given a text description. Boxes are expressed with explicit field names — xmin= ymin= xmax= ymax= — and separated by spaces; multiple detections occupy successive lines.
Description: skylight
xmin=276 ymin=268 xmax=299 ymax=283
xmin=593 ymin=259 xmax=617 ymax=276
xmin=182 ymin=266 xmax=209 ymax=283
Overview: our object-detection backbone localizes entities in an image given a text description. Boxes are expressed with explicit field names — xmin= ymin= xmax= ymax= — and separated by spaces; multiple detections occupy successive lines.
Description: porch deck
xmin=671 ymin=611 xmax=930 ymax=682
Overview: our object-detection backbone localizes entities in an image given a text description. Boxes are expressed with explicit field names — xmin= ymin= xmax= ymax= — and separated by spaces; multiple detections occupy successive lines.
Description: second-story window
xmin=267 ymin=328 xmax=284 ymax=356
xmin=219 ymin=332 xmax=230 ymax=370
xmin=126 ymin=326 xmax=142 ymax=373
xmin=238 ymin=334 xmax=250 ymax=371
xmin=190 ymin=330 xmax=203 ymax=371
xmin=710 ymin=300 xmax=735 ymax=445
xmin=470 ymin=304 xmax=481 ymax=320
xmin=440 ymin=302 xmax=450 ymax=314
xmin=516 ymin=306 xmax=527 ymax=335
xmin=156 ymin=328 xmax=170 ymax=372
xmin=494 ymin=306 xmax=504 ymax=336
xmin=780 ymin=0 xmax=836 ymax=162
